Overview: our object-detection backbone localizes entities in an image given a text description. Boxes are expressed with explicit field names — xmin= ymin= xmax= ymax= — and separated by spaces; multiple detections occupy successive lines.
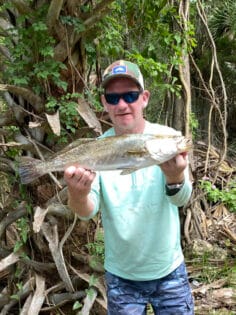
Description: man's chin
xmin=115 ymin=114 xmax=133 ymax=125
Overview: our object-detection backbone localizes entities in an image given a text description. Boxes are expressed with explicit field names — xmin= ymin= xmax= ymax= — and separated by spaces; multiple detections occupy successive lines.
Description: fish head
xmin=145 ymin=136 xmax=192 ymax=164
xmin=176 ymin=137 xmax=192 ymax=152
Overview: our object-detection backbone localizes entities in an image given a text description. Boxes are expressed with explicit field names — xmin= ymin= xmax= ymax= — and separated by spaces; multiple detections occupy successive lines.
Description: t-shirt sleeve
xmin=166 ymin=166 xmax=192 ymax=207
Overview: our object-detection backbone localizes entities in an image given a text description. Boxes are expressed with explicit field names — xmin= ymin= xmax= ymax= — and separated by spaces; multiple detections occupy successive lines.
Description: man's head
xmin=101 ymin=60 xmax=144 ymax=91
xmin=101 ymin=60 xmax=150 ymax=135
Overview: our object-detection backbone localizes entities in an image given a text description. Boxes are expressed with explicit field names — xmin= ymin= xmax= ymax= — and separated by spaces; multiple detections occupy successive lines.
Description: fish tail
xmin=18 ymin=157 xmax=44 ymax=184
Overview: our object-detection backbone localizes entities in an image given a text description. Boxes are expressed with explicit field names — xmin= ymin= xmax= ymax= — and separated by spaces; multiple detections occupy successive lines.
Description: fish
xmin=18 ymin=134 xmax=192 ymax=184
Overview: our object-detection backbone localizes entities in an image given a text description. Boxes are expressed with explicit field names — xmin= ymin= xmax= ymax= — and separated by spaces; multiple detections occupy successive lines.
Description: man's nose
xmin=117 ymin=97 xmax=128 ymax=107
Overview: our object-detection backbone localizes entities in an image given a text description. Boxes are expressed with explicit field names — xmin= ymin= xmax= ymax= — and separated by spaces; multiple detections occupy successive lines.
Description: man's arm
xmin=64 ymin=166 xmax=96 ymax=217
xmin=160 ymin=152 xmax=192 ymax=207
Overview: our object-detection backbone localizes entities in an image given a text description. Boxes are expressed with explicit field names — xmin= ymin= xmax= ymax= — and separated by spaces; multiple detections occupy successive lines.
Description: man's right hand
xmin=64 ymin=166 xmax=96 ymax=197
xmin=64 ymin=166 xmax=96 ymax=216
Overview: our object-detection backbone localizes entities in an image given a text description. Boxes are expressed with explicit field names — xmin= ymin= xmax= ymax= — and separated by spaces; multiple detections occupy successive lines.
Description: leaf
xmin=73 ymin=301 xmax=82 ymax=310
xmin=76 ymin=97 xmax=102 ymax=135
xmin=33 ymin=206 xmax=49 ymax=233
xmin=45 ymin=111 xmax=61 ymax=136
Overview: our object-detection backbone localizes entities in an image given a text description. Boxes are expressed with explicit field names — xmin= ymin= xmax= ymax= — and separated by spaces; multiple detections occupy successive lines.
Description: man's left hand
xmin=160 ymin=152 xmax=188 ymax=184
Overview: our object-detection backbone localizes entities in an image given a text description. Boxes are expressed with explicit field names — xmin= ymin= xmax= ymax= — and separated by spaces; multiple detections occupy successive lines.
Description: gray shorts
xmin=105 ymin=262 xmax=194 ymax=315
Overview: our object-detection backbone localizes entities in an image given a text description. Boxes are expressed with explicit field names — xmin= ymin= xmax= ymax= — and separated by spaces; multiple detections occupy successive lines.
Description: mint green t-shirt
xmin=83 ymin=121 xmax=192 ymax=281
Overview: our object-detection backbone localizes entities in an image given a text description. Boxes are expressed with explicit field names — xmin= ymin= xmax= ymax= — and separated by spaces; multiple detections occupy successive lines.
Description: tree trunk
xmin=170 ymin=0 xmax=192 ymax=137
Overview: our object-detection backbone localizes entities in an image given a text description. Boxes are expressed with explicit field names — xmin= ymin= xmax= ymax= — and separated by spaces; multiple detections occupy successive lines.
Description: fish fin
xmin=120 ymin=168 xmax=138 ymax=175
xmin=18 ymin=157 xmax=43 ymax=184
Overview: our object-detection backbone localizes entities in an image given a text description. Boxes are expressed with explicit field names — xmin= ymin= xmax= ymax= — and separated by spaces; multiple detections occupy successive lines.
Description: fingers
xmin=174 ymin=153 xmax=187 ymax=167
xmin=64 ymin=165 xmax=77 ymax=179
xmin=74 ymin=168 xmax=96 ymax=186
xmin=64 ymin=166 xmax=96 ymax=189
xmin=160 ymin=153 xmax=188 ymax=183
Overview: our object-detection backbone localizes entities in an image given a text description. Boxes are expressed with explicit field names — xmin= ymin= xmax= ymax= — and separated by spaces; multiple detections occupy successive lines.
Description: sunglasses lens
xmin=105 ymin=91 xmax=141 ymax=105
xmin=104 ymin=94 xmax=119 ymax=105
xmin=123 ymin=91 xmax=140 ymax=103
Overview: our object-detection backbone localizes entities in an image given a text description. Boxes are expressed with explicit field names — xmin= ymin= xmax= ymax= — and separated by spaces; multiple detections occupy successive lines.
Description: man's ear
xmin=142 ymin=90 xmax=150 ymax=108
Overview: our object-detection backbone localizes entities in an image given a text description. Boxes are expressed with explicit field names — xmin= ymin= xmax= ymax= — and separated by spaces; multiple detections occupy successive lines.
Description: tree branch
xmin=0 ymin=202 xmax=28 ymax=240
xmin=46 ymin=0 xmax=64 ymax=34
xmin=0 ymin=84 xmax=44 ymax=113
xmin=196 ymin=0 xmax=228 ymax=174
xmin=0 ymin=110 xmax=16 ymax=127
xmin=54 ymin=0 xmax=115 ymax=62
xmin=11 ymin=0 xmax=32 ymax=15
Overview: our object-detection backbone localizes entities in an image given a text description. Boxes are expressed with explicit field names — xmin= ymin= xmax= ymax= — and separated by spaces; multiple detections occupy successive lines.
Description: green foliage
xmin=84 ymin=88 xmax=104 ymax=112
xmin=194 ymin=256 xmax=235 ymax=285
xmin=72 ymin=301 xmax=82 ymax=311
xmin=209 ymin=0 xmax=236 ymax=39
xmin=60 ymin=15 xmax=85 ymax=33
xmin=96 ymin=1 xmax=197 ymax=124
xmin=86 ymin=230 xmax=105 ymax=262
xmin=97 ymin=15 xmax=124 ymax=58
xmin=10 ymin=282 xmax=23 ymax=301
xmin=14 ymin=217 xmax=30 ymax=252
xmin=199 ymin=179 xmax=236 ymax=212
xmin=189 ymin=112 xmax=199 ymax=139
xmin=46 ymin=89 xmax=103 ymax=142
xmin=1 ymin=126 xmax=25 ymax=168
xmin=187 ymin=244 xmax=235 ymax=286
xmin=3 ymin=3 xmax=67 ymax=94
xmin=12 ymin=183 xmax=32 ymax=253
xmin=46 ymin=93 xmax=81 ymax=134
xmin=3 ymin=126 xmax=23 ymax=159
xmin=88 ymin=274 xmax=98 ymax=287
xmin=129 ymin=53 xmax=181 ymax=94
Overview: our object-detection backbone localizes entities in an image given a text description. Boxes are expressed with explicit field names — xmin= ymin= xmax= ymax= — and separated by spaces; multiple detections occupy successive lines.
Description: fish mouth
xmin=177 ymin=138 xmax=192 ymax=151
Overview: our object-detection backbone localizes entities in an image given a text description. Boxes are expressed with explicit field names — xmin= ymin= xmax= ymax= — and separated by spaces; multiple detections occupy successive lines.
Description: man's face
xmin=101 ymin=77 xmax=150 ymax=134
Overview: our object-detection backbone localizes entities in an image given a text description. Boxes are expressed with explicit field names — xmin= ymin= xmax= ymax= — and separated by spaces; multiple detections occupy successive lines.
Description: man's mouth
xmin=116 ymin=112 xmax=131 ymax=116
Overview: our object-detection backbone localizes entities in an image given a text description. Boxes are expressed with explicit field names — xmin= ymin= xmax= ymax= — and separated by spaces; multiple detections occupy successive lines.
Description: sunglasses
xmin=104 ymin=91 xmax=142 ymax=105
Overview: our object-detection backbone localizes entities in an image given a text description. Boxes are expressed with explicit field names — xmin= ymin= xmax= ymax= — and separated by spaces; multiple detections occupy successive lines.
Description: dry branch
xmin=0 ymin=157 xmax=16 ymax=173
xmin=0 ymin=277 xmax=35 ymax=315
xmin=41 ymin=221 xmax=75 ymax=293
xmin=11 ymin=0 xmax=33 ymax=15
xmin=48 ymin=291 xmax=85 ymax=308
xmin=0 ymin=110 xmax=16 ymax=127
xmin=27 ymin=273 xmax=45 ymax=315
xmin=0 ymin=202 xmax=28 ymax=240
xmin=69 ymin=265 xmax=107 ymax=307
xmin=0 ymin=252 xmax=20 ymax=273
xmin=0 ymin=84 xmax=44 ymax=113
xmin=21 ymin=258 xmax=55 ymax=273
xmin=20 ymin=294 xmax=33 ymax=315
xmin=79 ymin=287 xmax=98 ymax=315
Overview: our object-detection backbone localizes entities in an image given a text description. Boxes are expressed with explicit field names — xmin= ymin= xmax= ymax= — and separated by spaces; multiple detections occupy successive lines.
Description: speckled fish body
xmin=18 ymin=134 xmax=191 ymax=184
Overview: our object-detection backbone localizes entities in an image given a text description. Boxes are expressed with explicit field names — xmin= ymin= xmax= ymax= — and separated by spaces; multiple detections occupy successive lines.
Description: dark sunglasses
xmin=104 ymin=91 xmax=142 ymax=105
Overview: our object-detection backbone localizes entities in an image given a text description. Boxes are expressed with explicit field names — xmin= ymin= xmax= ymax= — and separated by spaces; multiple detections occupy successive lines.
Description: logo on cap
xmin=112 ymin=65 xmax=127 ymax=74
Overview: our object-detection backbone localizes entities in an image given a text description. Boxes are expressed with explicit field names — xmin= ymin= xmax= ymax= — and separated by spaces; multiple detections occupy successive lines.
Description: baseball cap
xmin=101 ymin=60 xmax=144 ymax=90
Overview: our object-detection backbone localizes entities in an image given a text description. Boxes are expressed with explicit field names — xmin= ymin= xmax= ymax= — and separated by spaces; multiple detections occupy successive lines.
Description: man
xmin=64 ymin=60 xmax=194 ymax=314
